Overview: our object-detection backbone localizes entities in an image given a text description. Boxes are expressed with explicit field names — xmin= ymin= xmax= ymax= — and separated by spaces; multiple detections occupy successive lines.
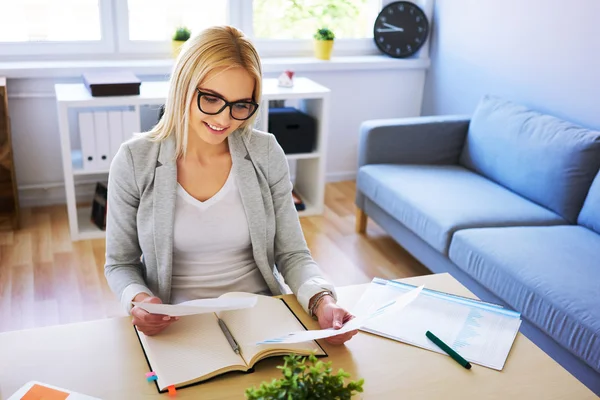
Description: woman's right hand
xmin=131 ymin=293 xmax=179 ymax=336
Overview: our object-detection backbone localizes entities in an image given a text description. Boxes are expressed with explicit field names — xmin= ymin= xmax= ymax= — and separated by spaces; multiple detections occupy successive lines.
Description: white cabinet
xmin=55 ymin=77 xmax=330 ymax=241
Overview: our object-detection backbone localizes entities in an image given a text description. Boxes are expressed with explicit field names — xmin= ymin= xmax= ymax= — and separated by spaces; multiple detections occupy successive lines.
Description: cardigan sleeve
xmin=104 ymin=143 xmax=152 ymax=313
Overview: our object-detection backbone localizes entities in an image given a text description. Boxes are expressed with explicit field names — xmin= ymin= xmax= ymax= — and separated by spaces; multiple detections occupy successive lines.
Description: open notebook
xmin=135 ymin=293 xmax=326 ymax=392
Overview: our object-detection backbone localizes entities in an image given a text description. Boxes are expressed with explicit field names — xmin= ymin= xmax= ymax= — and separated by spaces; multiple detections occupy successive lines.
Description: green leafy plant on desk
xmin=245 ymin=353 xmax=364 ymax=399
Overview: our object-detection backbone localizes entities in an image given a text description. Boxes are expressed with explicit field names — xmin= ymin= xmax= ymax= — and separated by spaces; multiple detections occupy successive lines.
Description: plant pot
xmin=314 ymin=40 xmax=334 ymax=60
xmin=171 ymin=40 xmax=186 ymax=58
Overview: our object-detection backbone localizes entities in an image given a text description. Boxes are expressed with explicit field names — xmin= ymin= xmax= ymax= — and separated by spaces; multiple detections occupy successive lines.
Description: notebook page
xmin=217 ymin=293 xmax=324 ymax=365
xmin=356 ymin=279 xmax=521 ymax=370
xmin=137 ymin=312 xmax=246 ymax=390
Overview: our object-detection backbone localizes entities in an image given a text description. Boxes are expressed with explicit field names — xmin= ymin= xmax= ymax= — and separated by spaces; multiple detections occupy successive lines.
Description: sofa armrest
xmin=357 ymin=115 xmax=471 ymax=168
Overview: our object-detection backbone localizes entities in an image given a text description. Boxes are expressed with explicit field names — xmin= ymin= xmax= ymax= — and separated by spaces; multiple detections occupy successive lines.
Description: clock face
xmin=374 ymin=1 xmax=429 ymax=58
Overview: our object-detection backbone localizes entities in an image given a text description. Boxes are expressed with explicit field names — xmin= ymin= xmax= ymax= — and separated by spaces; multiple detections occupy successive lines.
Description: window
xmin=0 ymin=0 xmax=113 ymax=56
xmin=253 ymin=0 xmax=380 ymax=40
xmin=0 ymin=0 xmax=384 ymax=58
xmin=0 ymin=0 xmax=101 ymax=42
xmin=126 ymin=0 xmax=227 ymax=41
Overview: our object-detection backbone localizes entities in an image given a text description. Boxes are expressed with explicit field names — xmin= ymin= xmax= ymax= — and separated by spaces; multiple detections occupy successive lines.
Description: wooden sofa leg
xmin=356 ymin=208 xmax=368 ymax=234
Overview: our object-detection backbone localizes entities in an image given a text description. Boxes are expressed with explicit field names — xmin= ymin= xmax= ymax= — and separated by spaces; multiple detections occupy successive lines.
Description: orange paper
xmin=21 ymin=384 xmax=69 ymax=400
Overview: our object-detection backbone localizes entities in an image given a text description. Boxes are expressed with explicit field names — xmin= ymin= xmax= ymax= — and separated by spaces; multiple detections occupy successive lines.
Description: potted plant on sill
xmin=313 ymin=28 xmax=335 ymax=60
xmin=245 ymin=353 xmax=364 ymax=399
xmin=172 ymin=26 xmax=191 ymax=58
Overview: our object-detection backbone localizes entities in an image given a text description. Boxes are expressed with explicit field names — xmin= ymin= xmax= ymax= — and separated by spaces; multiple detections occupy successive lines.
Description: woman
xmin=104 ymin=26 xmax=357 ymax=345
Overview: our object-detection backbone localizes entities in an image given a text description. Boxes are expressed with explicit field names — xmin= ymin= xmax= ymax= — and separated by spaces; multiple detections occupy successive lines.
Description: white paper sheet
xmin=356 ymin=278 xmax=522 ymax=370
xmin=132 ymin=296 xmax=258 ymax=317
xmin=257 ymin=285 xmax=423 ymax=344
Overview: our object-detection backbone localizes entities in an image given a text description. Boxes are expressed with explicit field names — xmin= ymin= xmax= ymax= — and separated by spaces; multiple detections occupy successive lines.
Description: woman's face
xmin=189 ymin=66 xmax=255 ymax=147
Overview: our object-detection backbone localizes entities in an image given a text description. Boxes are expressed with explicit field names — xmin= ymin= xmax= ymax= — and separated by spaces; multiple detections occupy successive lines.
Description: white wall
xmin=6 ymin=65 xmax=426 ymax=206
xmin=422 ymin=0 xmax=600 ymax=130
xmin=278 ymin=68 xmax=426 ymax=181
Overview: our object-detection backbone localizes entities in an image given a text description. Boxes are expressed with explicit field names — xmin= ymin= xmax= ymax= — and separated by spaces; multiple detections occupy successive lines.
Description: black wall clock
xmin=374 ymin=1 xmax=429 ymax=58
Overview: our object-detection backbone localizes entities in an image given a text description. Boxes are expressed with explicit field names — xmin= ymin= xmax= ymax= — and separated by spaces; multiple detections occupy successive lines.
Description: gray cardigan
xmin=104 ymin=129 xmax=335 ymax=313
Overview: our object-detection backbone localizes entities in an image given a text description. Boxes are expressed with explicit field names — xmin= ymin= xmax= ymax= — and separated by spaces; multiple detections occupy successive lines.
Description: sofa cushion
xmin=356 ymin=164 xmax=565 ymax=254
xmin=578 ymin=170 xmax=600 ymax=234
xmin=460 ymin=95 xmax=600 ymax=223
xmin=449 ymin=226 xmax=600 ymax=373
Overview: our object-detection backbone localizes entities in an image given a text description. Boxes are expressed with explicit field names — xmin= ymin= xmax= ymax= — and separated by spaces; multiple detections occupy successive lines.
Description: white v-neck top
xmin=169 ymin=168 xmax=269 ymax=304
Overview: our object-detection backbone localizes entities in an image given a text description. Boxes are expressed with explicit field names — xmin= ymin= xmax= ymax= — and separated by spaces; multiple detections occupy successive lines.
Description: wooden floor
xmin=0 ymin=181 xmax=429 ymax=333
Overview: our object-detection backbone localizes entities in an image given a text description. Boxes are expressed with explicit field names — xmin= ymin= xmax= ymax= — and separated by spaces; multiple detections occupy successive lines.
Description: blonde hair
xmin=144 ymin=25 xmax=262 ymax=158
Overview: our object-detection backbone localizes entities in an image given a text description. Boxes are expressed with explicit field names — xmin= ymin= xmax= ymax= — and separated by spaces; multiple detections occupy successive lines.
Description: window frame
xmin=252 ymin=38 xmax=379 ymax=58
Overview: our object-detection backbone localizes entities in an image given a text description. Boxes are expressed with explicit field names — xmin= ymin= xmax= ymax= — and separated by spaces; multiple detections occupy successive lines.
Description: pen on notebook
xmin=218 ymin=318 xmax=240 ymax=355
xmin=426 ymin=330 xmax=471 ymax=370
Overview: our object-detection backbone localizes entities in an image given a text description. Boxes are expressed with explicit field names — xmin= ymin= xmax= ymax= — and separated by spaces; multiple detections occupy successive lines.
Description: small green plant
xmin=245 ymin=353 xmax=364 ymax=400
xmin=172 ymin=26 xmax=191 ymax=42
xmin=314 ymin=28 xmax=335 ymax=41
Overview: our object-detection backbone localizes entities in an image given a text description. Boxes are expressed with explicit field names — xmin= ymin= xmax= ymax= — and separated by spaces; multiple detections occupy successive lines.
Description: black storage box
xmin=83 ymin=72 xmax=141 ymax=97
xmin=268 ymin=107 xmax=317 ymax=154
xmin=91 ymin=182 xmax=108 ymax=230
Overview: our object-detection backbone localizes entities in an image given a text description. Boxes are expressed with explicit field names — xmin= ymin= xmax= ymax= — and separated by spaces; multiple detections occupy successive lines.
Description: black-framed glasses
xmin=196 ymin=89 xmax=259 ymax=121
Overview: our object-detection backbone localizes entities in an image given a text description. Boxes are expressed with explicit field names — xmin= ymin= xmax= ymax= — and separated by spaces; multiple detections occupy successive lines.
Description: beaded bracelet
xmin=309 ymin=290 xmax=334 ymax=318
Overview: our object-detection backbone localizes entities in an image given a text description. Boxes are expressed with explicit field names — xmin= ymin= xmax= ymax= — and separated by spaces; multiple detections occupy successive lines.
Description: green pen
xmin=426 ymin=330 xmax=472 ymax=370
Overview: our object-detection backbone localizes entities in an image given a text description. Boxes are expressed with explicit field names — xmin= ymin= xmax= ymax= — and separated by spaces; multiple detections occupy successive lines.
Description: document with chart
xmin=352 ymin=278 xmax=522 ymax=370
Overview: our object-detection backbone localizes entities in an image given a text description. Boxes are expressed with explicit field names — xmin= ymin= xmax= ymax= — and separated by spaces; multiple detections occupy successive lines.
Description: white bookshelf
xmin=55 ymin=77 xmax=330 ymax=241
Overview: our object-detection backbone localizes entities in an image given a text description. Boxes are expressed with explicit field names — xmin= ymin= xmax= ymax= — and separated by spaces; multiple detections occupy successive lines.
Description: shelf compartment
xmin=76 ymin=205 xmax=105 ymax=240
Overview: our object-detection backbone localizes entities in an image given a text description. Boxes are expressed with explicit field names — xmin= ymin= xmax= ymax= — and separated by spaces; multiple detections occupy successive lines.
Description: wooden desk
xmin=0 ymin=273 xmax=594 ymax=399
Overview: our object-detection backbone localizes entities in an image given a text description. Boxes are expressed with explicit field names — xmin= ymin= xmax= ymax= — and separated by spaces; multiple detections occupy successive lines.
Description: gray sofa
xmin=355 ymin=95 xmax=600 ymax=395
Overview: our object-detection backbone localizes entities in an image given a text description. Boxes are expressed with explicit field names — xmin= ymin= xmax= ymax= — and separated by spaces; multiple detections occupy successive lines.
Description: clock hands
xmin=376 ymin=22 xmax=404 ymax=33
xmin=376 ymin=28 xmax=402 ymax=33
xmin=383 ymin=22 xmax=404 ymax=31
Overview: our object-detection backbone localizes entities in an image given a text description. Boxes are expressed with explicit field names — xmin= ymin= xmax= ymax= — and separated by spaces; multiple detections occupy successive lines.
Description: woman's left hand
xmin=314 ymin=295 xmax=358 ymax=345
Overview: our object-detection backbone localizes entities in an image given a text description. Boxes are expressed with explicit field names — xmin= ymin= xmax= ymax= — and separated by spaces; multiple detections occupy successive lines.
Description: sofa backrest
xmin=578 ymin=169 xmax=600 ymax=234
xmin=460 ymin=95 xmax=600 ymax=223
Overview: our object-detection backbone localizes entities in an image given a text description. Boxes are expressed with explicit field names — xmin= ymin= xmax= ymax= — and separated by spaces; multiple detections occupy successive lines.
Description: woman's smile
xmin=203 ymin=121 xmax=229 ymax=135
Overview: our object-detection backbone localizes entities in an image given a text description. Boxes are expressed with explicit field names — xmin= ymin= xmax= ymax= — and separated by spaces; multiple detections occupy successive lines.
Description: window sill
xmin=0 ymin=55 xmax=430 ymax=79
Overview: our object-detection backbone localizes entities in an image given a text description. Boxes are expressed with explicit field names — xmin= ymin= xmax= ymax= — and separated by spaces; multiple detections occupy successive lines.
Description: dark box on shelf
xmin=83 ymin=72 xmax=141 ymax=97
xmin=268 ymin=107 xmax=317 ymax=154
xmin=91 ymin=182 xmax=108 ymax=230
